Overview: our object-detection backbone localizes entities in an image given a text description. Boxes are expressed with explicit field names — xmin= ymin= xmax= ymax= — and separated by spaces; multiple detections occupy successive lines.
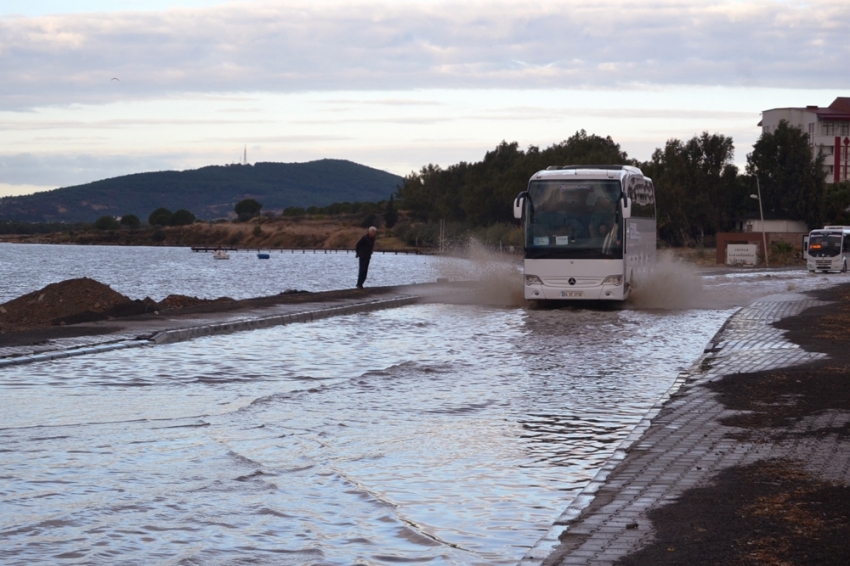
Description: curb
xmin=149 ymin=295 xmax=418 ymax=345
xmin=0 ymin=339 xmax=150 ymax=368
xmin=0 ymin=295 xmax=419 ymax=367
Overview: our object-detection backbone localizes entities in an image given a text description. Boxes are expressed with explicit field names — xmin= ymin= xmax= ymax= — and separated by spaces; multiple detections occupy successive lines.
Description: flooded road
xmin=1 ymin=243 xmax=847 ymax=564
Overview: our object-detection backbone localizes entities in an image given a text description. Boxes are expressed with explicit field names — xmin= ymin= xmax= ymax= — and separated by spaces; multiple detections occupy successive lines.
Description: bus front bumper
xmin=524 ymin=283 xmax=627 ymax=301
xmin=808 ymin=257 xmax=843 ymax=272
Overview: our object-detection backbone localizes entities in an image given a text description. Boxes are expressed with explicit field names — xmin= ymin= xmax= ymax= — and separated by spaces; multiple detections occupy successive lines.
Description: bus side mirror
xmin=621 ymin=196 xmax=632 ymax=219
xmin=513 ymin=192 xmax=527 ymax=220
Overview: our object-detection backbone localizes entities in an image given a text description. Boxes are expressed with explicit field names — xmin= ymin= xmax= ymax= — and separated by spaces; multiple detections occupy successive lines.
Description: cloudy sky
xmin=1 ymin=0 xmax=849 ymax=197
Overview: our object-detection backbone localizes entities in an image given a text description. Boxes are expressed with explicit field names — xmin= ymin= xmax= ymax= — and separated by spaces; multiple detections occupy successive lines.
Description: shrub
xmin=361 ymin=213 xmax=379 ymax=228
xmin=170 ymin=209 xmax=196 ymax=226
xmin=384 ymin=195 xmax=399 ymax=228
xmin=94 ymin=215 xmax=120 ymax=230
xmin=119 ymin=214 xmax=141 ymax=229
xmin=771 ymin=240 xmax=795 ymax=254
xmin=235 ymin=198 xmax=262 ymax=221
xmin=283 ymin=206 xmax=306 ymax=217
xmin=358 ymin=202 xmax=378 ymax=214
xmin=770 ymin=240 xmax=798 ymax=264
xmin=149 ymin=207 xmax=173 ymax=226
xmin=151 ymin=228 xmax=166 ymax=242
xmin=252 ymin=225 xmax=263 ymax=237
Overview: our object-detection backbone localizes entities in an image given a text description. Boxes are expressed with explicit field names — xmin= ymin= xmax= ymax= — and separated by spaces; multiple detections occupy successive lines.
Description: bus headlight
xmin=602 ymin=275 xmax=623 ymax=286
xmin=525 ymin=274 xmax=543 ymax=286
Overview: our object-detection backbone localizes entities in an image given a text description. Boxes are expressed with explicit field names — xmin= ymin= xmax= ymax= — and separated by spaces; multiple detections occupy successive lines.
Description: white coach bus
xmin=513 ymin=165 xmax=656 ymax=301
xmin=805 ymin=226 xmax=850 ymax=273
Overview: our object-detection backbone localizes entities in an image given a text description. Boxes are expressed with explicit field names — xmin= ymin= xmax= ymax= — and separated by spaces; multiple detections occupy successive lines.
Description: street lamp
xmin=749 ymin=176 xmax=769 ymax=268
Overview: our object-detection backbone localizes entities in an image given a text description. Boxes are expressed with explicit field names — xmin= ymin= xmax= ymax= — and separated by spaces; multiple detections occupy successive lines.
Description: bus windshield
xmin=809 ymin=233 xmax=842 ymax=257
xmin=525 ymin=179 xmax=623 ymax=259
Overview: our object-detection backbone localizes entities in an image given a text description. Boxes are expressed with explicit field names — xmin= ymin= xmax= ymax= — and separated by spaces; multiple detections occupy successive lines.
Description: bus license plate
xmin=561 ymin=291 xmax=583 ymax=298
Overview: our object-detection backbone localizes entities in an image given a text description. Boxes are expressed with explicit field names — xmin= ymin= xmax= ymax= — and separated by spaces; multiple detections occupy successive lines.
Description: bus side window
xmin=844 ymin=237 xmax=850 ymax=253
xmin=629 ymin=178 xmax=656 ymax=219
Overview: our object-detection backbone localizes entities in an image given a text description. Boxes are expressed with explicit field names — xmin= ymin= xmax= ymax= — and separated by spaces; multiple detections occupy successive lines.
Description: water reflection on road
xmin=1 ymin=266 xmax=846 ymax=564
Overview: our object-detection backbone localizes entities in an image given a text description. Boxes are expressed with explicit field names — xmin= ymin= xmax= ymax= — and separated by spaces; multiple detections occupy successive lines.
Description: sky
xmin=1 ymin=0 xmax=849 ymax=197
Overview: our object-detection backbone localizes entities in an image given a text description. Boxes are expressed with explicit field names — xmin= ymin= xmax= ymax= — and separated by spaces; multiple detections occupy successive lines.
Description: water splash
xmin=431 ymin=238 xmax=525 ymax=307
xmin=628 ymin=251 xmax=708 ymax=310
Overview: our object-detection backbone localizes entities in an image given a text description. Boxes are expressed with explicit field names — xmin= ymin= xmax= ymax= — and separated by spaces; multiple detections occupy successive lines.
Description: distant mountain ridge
xmin=0 ymin=159 xmax=404 ymax=222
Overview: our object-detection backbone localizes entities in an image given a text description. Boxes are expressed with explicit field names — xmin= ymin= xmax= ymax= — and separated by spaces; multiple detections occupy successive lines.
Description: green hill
xmin=0 ymin=159 xmax=403 ymax=222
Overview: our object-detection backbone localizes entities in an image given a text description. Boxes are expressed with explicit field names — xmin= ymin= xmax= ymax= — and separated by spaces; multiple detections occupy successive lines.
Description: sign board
xmin=727 ymin=243 xmax=758 ymax=265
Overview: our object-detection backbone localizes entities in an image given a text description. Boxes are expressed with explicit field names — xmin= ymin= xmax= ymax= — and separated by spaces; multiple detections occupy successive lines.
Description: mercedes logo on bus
xmin=568 ymin=278 xmax=576 ymax=285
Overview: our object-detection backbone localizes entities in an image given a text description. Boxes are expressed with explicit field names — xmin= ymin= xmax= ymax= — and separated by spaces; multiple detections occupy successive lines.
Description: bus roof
xmin=532 ymin=165 xmax=644 ymax=180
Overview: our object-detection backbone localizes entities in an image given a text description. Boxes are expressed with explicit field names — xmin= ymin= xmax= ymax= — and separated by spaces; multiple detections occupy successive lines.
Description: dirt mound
xmin=0 ymin=277 xmax=133 ymax=332
xmin=0 ymin=279 xmax=240 ymax=334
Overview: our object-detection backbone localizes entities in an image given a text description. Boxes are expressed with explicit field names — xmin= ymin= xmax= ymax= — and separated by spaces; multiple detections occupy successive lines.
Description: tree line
xmin=395 ymin=124 xmax=841 ymax=247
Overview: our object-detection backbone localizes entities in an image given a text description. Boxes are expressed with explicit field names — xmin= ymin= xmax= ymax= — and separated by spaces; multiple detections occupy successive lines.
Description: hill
xmin=0 ymin=159 xmax=403 ymax=222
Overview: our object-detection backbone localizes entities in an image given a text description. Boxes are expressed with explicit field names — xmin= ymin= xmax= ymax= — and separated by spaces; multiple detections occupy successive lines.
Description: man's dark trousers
xmin=357 ymin=256 xmax=370 ymax=288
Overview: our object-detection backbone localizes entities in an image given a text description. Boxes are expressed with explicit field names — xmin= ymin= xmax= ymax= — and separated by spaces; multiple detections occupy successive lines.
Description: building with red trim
xmin=759 ymin=97 xmax=850 ymax=184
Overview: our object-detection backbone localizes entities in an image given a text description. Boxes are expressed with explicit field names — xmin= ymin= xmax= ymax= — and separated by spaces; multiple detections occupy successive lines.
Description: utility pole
xmin=750 ymin=176 xmax=769 ymax=268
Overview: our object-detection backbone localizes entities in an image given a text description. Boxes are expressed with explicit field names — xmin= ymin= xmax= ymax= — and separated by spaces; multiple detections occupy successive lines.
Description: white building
xmin=760 ymin=97 xmax=850 ymax=184
xmin=734 ymin=213 xmax=808 ymax=234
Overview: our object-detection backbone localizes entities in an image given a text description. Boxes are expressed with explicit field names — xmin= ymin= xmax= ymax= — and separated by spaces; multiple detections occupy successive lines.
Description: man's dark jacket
xmin=356 ymin=234 xmax=375 ymax=258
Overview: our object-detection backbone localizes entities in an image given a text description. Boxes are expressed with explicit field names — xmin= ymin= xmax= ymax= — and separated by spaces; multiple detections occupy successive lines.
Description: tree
xmin=282 ymin=206 xmax=306 ymax=216
xmin=235 ymin=198 xmax=262 ymax=221
xmin=148 ymin=207 xmax=173 ymax=226
xmin=119 ymin=214 xmax=141 ymax=229
xmin=361 ymin=213 xmax=379 ymax=228
xmin=94 ymin=215 xmax=120 ymax=230
xmin=641 ymin=132 xmax=740 ymax=246
xmin=395 ymin=133 xmax=632 ymax=226
xmin=383 ymin=194 xmax=399 ymax=228
xmin=746 ymin=120 xmax=826 ymax=228
xmin=823 ymin=181 xmax=850 ymax=225
xmin=170 ymin=209 xmax=196 ymax=226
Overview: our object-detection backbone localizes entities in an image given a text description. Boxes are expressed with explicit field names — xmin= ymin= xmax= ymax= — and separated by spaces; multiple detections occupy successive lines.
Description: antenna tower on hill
xmin=243 ymin=145 xmax=247 ymax=165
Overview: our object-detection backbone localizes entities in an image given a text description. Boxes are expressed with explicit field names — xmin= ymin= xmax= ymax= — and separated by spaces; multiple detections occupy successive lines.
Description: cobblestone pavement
xmin=0 ymin=292 xmax=418 ymax=367
xmin=524 ymin=292 xmax=847 ymax=566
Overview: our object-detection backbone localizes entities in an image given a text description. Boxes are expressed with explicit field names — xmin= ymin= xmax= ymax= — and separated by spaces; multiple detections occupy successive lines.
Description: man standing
xmin=355 ymin=226 xmax=377 ymax=289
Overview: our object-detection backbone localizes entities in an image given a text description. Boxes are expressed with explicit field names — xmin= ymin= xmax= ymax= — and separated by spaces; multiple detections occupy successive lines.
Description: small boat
xmin=257 ymin=253 xmax=270 ymax=259
xmin=213 ymin=249 xmax=230 ymax=260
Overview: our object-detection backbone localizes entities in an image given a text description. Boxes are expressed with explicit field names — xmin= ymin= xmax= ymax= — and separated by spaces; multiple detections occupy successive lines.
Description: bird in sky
xmin=111 ymin=77 xmax=119 ymax=81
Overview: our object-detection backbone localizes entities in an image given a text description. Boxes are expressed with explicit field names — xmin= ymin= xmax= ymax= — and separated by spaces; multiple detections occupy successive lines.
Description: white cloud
xmin=0 ymin=183 xmax=55 ymax=197
xmin=0 ymin=152 xmax=187 ymax=187
xmin=1 ymin=1 xmax=848 ymax=111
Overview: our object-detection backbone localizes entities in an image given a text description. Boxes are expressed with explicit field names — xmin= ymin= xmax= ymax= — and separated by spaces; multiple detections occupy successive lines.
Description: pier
xmin=190 ymin=246 xmax=424 ymax=255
